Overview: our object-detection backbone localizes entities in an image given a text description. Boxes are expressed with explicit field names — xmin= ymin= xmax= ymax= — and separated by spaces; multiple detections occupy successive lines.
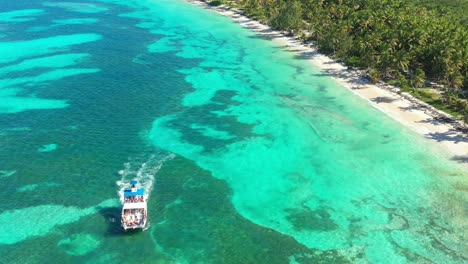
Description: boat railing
xmin=123 ymin=195 xmax=144 ymax=203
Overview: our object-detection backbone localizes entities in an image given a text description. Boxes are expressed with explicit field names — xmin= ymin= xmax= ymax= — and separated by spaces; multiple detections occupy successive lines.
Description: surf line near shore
xmin=185 ymin=0 xmax=467 ymax=160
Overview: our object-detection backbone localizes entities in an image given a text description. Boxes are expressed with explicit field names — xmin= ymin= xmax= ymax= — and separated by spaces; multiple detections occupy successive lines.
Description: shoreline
xmin=185 ymin=0 xmax=467 ymax=161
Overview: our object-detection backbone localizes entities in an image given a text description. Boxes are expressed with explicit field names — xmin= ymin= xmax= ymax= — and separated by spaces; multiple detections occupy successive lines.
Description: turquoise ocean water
xmin=0 ymin=0 xmax=466 ymax=263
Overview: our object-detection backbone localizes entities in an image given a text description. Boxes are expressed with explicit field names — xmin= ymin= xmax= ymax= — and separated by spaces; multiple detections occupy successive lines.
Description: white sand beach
xmin=186 ymin=0 xmax=468 ymax=160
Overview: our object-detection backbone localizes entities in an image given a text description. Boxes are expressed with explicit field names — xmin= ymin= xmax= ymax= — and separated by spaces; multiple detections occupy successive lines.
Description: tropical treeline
xmin=210 ymin=0 xmax=468 ymax=122
xmin=407 ymin=0 xmax=468 ymax=25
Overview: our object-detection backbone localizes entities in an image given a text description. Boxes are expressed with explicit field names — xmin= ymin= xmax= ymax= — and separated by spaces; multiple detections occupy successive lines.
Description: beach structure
xmin=121 ymin=180 xmax=147 ymax=230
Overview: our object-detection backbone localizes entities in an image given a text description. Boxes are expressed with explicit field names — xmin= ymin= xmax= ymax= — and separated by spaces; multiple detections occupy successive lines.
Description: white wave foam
xmin=117 ymin=153 xmax=175 ymax=204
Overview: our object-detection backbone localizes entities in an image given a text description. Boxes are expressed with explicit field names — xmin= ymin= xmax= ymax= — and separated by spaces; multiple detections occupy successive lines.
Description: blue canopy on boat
xmin=124 ymin=188 xmax=144 ymax=197
xmin=130 ymin=180 xmax=138 ymax=185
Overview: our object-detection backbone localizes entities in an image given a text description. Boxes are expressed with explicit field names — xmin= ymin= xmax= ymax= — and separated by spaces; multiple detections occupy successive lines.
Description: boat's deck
xmin=122 ymin=208 xmax=146 ymax=229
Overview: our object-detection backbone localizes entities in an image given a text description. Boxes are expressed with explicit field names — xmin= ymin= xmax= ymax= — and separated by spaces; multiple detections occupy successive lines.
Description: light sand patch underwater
xmin=0 ymin=88 xmax=68 ymax=113
xmin=0 ymin=48 xmax=100 ymax=113
xmin=27 ymin=18 xmax=99 ymax=32
xmin=42 ymin=2 xmax=108 ymax=13
xmin=0 ymin=67 xmax=100 ymax=114
xmin=0 ymin=34 xmax=101 ymax=64
xmin=0 ymin=199 xmax=118 ymax=245
xmin=0 ymin=9 xmax=45 ymax=23
xmin=53 ymin=18 xmax=98 ymax=25
xmin=0 ymin=68 xmax=100 ymax=89
xmin=16 ymin=183 xmax=59 ymax=193
xmin=0 ymin=53 xmax=90 ymax=76
xmin=38 ymin=144 xmax=57 ymax=152
xmin=57 ymin=233 xmax=101 ymax=256
xmin=0 ymin=29 xmax=103 ymax=116
xmin=0 ymin=170 xmax=16 ymax=178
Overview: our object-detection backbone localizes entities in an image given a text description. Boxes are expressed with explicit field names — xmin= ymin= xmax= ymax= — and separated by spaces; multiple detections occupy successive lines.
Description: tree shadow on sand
xmin=451 ymin=155 xmax=468 ymax=163
xmin=416 ymin=117 xmax=448 ymax=126
xmin=399 ymin=105 xmax=422 ymax=112
xmin=371 ymin=96 xmax=398 ymax=104
xmin=425 ymin=129 xmax=468 ymax=144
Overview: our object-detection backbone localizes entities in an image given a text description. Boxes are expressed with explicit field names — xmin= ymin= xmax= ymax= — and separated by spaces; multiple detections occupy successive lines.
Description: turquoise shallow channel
xmin=0 ymin=0 xmax=466 ymax=263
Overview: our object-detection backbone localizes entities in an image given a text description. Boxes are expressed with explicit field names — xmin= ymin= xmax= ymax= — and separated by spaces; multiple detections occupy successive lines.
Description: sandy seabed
xmin=186 ymin=0 xmax=468 ymax=160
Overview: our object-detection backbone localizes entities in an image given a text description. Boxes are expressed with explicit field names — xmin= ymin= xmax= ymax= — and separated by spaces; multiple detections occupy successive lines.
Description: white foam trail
xmin=117 ymin=153 xmax=175 ymax=204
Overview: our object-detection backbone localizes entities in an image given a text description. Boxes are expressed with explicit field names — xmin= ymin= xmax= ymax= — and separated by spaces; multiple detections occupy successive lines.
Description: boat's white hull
xmin=122 ymin=219 xmax=147 ymax=230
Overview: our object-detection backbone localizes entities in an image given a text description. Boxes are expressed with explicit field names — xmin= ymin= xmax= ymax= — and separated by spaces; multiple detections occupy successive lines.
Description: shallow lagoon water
xmin=0 ymin=0 xmax=466 ymax=263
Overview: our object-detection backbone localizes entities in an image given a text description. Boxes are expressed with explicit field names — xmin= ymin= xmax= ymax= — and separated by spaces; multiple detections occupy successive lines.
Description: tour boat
xmin=121 ymin=180 xmax=147 ymax=230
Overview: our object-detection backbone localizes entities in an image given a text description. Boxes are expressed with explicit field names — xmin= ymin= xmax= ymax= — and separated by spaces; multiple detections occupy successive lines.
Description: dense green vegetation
xmin=211 ymin=0 xmax=468 ymax=124
xmin=407 ymin=0 xmax=468 ymax=25
xmin=208 ymin=0 xmax=224 ymax=6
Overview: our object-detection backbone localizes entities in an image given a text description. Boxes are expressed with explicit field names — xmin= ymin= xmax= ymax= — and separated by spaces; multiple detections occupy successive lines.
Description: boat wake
xmin=116 ymin=153 xmax=175 ymax=204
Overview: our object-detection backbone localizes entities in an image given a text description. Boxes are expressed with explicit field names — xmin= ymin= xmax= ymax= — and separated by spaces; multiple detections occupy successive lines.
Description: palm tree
xmin=462 ymin=105 xmax=468 ymax=126
xmin=442 ymin=87 xmax=458 ymax=106
xmin=411 ymin=68 xmax=426 ymax=88
xmin=270 ymin=0 xmax=303 ymax=34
